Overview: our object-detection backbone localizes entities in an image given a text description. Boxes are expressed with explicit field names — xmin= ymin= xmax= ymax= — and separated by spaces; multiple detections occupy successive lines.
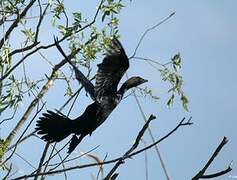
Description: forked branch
xmin=192 ymin=137 xmax=232 ymax=180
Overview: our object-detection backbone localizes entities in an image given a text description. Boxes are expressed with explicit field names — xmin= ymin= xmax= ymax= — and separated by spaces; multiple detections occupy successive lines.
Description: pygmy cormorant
xmin=36 ymin=38 xmax=148 ymax=153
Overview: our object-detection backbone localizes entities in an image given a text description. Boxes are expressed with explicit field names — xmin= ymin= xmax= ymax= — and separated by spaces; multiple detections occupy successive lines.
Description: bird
xmin=35 ymin=37 xmax=148 ymax=153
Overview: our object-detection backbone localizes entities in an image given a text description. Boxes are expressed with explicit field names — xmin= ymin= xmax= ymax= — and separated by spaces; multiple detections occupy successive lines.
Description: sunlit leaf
xmin=181 ymin=94 xmax=189 ymax=111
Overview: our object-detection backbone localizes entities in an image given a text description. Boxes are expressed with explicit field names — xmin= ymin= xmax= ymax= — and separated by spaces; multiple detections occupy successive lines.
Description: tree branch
xmin=13 ymin=116 xmax=192 ymax=179
xmin=8 ymin=2 xmax=50 ymax=57
xmin=0 ymin=0 xmax=104 ymax=82
xmin=104 ymin=115 xmax=156 ymax=179
xmin=2 ymin=163 xmax=12 ymax=180
xmin=34 ymin=143 xmax=50 ymax=180
xmin=0 ymin=103 xmax=45 ymax=166
xmin=1 ymin=49 xmax=80 ymax=163
xmin=192 ymin=137 xmax=231 ymax=180
xmin=200 ymin=166 xmax=232 ymax=179
xmin=127 ymin=12 xmax=176 ymax=180
xmin=129 ymin=12 xmax=175 ymax=59
xmin=0 ymin=0 xmax=37 ymax=49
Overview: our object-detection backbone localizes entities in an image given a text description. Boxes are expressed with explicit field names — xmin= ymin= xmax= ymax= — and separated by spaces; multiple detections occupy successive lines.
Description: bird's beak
xmin=142 ymin=79 xmax=148 ymax=83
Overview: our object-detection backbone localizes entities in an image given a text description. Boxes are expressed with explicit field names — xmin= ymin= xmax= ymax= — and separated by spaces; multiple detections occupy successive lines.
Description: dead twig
xmin=192 ymin=137 xmax=232 ymax=180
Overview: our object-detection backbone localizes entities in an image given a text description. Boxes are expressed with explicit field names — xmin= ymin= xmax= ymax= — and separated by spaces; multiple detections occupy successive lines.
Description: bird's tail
xmin=36 ymin=110 xmax=74 ymax=143
xmin=68 ymin=134 xmax=85 ymax=153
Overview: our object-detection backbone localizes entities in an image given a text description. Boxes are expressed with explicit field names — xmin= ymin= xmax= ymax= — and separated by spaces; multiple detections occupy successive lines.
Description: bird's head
xmin=118 ymin=76 xmax=148 ymax=95
xmin=126 ymin=76 xmax=148 ymax=88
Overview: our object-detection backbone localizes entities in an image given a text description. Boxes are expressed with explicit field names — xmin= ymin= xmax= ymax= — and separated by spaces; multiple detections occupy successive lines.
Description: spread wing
xmin=54 ymin=37 xmax=95 ymax=100
xmin=95 ymin=38 xmax=129 ymax=101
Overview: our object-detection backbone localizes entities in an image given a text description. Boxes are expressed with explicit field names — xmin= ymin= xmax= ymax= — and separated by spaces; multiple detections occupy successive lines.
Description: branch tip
xmin=170 ymin=12 xmax=176 ymax=17
xmin=149 ymin=114 xmax=156 ymax=121
xmin=223 ymin=136 xmax=228 ymax=144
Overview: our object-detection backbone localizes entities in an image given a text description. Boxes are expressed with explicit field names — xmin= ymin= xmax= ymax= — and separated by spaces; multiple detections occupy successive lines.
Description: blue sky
xmin=1 ymin=0 xmax=237 ymax=179
xmin=116 ymin=1 xmax=237 ymax=179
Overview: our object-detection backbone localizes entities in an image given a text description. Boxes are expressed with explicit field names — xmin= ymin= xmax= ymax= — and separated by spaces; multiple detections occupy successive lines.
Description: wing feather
xmin=95 ymin=38 xmax=129 ymax=100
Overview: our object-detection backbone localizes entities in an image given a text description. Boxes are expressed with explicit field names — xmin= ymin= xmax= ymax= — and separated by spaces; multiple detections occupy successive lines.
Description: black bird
xmin=36 ymin=38 xmax=148 ymax=153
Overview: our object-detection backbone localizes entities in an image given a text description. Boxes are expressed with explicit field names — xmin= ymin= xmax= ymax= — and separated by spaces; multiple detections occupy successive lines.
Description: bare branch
xmin=1 ymin=103 xmax=45 ymax=166
xmin=128 ymin=74 xmax=171 ymax=180
xmin=2 ymin=163 xmax=12 ymax=180
xmin=34 ymin=143 xmax=50 ymax=180
xmin=126 ymin=12 xmax=176 ymax=178
xmin=0 ymin=108 xmax=17 ymax=126
xmin=48 ymin=145 xmax=100 ymax=167
xmin=192 ymin=137 xmax=232 ymax=180
xmin=140 ymin=139 xmax=149 ymax=180
xmin=12 ymin=116 xmax=192 ymax=180
xmin=200 ymin=166 xmax=232 ymax=179
xmin=40 ymin=143 xmax=57 ymax=180
xmin=127 ymin=117 xmax=193 ymax=158
xmin=132 ymin=56 xmax=171 ymax=68
xmin=12 ymin=151 xmax=36 ymax=170
xmin=104 ymin=114 xmax=156 ymax=179
xmin=129 ymin=12 xmax=175 ymax=59
xmin=7 ymin=130 xmax=36 ymax=152
xmin=43 ymin=143 xmax=68 ymax=180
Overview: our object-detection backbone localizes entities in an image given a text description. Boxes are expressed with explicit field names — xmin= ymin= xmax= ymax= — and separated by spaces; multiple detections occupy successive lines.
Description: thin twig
xmin=8 ymin=2 xmax=49 ymax=57
xmin=127 ymin=12 xmax=175 ymax=180
xmin=12 ymin=150 xmax=36 ymax=170
xmin=128 ymin=117 xmax=192 ymax=157
xmin=7 ymin=130 xmax=36 ymax=152
xmin=0 ymin=108 xmax=17 ymax=126
xmin=30 ymin=136 xmax=70 ymax=174
xmin=2 ymin=163 xmax=12 ymax=180
xmin=132 ymin=56 xmax=171 ymax=68
xmin=0 ymin=0 xmax=37 ymax=49
xmin=48 ymin=145 xmax=100 ymax=167
xmin=96 ymin=154 xmax=107 ymax=180
xmin=199 ymin=166 xmax=232 ymax=179
xmin=2 ymin=50 xmax=79 ymax=165
xmin=0 ymin=0 xmax=104 ymax=82
xmin=129 ymin=12 xmax=175 ymax=59
xmin=1 ymin=103 xmax=45 ymax=167
xmin=85 ymin=153 xmax=104 ymax=180
xmin=141 ymin=139 xmax=149 ymax=180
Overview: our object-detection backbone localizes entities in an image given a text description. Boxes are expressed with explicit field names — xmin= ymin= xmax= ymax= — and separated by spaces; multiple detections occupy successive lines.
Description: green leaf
xmin=181 ymin=94 xmax=189 ymax=111
xmin=172 ymin=53 xmax=181 ymax=71
xmin=2 ymin=45 xmax=11 ymax=65
xmin=73 ymin=12 xmax=82 ymax=22
xmin=64 ymin=86 xmax=73 ymax=97
xmin=167 ymin=94 xmax=175 ymax=108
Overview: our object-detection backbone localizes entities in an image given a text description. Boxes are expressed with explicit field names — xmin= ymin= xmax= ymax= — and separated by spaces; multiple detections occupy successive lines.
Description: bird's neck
xmin=117 ymin=79 xmax=137 ymax=97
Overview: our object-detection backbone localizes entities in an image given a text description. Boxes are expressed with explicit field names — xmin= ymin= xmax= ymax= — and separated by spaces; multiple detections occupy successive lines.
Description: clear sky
xmin=117 ymin=1 xmax=237 ymax=179
xmin=1 ymin=0 xmax=237 ymax=179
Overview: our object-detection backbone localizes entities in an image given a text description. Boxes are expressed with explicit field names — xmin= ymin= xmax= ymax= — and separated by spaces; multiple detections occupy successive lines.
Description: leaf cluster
xmin=159 ymin=53 xmax=189 ymax=111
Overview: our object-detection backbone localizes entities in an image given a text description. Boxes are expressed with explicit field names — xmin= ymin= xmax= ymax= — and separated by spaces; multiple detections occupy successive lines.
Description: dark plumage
xmin=36 ymin=38 xmax=148 ymax=153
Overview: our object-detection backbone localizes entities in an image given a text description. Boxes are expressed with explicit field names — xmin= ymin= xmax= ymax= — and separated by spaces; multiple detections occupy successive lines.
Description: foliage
xmin=0 ymin=0 xmax=195 ymax=179
xmin=159 ymin=53 xmax=189 ymax=111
